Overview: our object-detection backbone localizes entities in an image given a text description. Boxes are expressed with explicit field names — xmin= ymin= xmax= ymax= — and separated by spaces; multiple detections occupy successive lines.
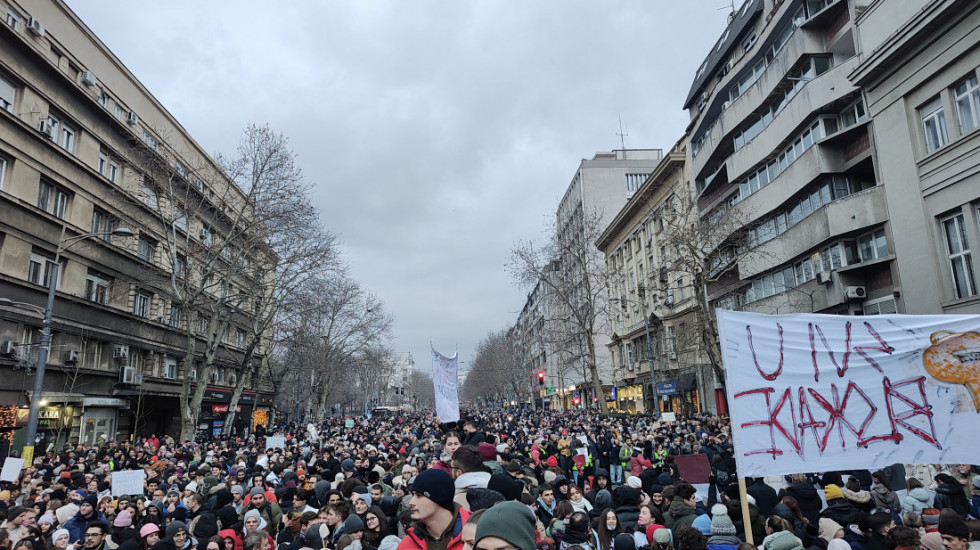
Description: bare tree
xmin=461 ymin=329 xmax=529 ymax=405
xmin=409 ymin=370 xmax=435 ymax=410
xmin=509 ymin=210 xmax=610 ymax=413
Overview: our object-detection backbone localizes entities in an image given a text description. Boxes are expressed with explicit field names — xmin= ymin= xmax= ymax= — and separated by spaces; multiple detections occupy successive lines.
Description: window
xmin=857 ymin=229 xmax=888 ymax=262
xmin=953 ymin=75 xmax=980 ymax=134
xmin=0 ymin=156 xmax=7 ymax=190
xmin=942 ymin=213 xmax=977 ymax=299
xmin=28 ymin=253 xmax=58 ymax=286
xmin=37 ymin=181 xmax=69 ymax=218
xmin=236 ymin=328 xmax=246 ymax=347
xmin=98 ymin=91 xmax=109 ymax=107
xmin=142 ymin=130 xmax=159 ymax=152
xmin=91 ymin=208 xmax=118 ymax=241
xmin=59 ymin=121 xmax=75 ymax=153
xmin=133 ymin=291 xmax=151 ymax=317
xmin=164 ymin=357 xmax=177 ymax=379
xmin=6 ymin=9 xmax=22 ymax=30
xmin=196 ymin=315 xmax=210 ymax=336
xmin=140 ymin=184 xmax=157 ymax=208
xmin=168 ymin=305 xmax=182 ymax=328
xmin=98 ymin=151 xmax=107 ymax=176
xmin=136 ymin=236 xmax=156 ymax=262
xmin=175 ymin=254 xmax=186 ymax=278
xmin=0 ymin=75 xmax=14 ymax=112
xmin=921 ymin=96 xmax=949 ymax=152
xmin=85 ymin=273 xmax=111 ymax=305
xmin=742 ymin=32 xmax=757 ymax=53
xmin=113 ymin=104 xmax=123 ymax=120
xmin=625 ymin=173 xmax=649 ymax=194
xmin=108 ymin=161 xmax=119 ymax=183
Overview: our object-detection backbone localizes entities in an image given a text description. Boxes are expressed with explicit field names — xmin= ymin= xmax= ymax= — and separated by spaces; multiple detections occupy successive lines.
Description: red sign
xmin=212 ymin=404 xmax=242 ymax=413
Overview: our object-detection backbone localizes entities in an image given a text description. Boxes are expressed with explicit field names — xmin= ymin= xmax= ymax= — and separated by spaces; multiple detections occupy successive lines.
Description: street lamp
xmin=14 ymin=225 xmax=133 ymax=463
xmin=610 ymin=287 xmax=660 ymax=416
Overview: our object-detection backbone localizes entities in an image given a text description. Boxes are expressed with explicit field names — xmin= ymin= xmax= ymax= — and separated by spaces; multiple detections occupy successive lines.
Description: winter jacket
xmin=452 ymin=471 xmax=491 ymax=511
xmin=902 ymin=488 xmax=931 ymax=515
xmin=933 ymin=483 xmax=970 ymax=518
xmin=240 ymin=501 xmax=283 ymax=538
xmin=614 ymin=504 xmax=641 ymax=531
xmin=64 ymin=510 xmax=110 ymax=544
xmin=707 ymin=534 xmax=741 ymax=550
xmin=821 ymin=501 xmax=868 ymax=530
xmin=747 ymin=480 xmax=779 ymax=518
xmin=663 ymin=500 xmax=697 ymax=531
xmin=869 ymin=486 xmax=900 ymax=513
xmin=778 ymin=483 xmax=822 ymax=526
xmin=396 ymin=506 xmax=469 ymax=550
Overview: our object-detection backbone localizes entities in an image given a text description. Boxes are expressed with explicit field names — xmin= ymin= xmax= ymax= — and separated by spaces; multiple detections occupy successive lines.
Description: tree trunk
xmin=586 ymin=336 xmax=609 ymax=413
xmin=222 ymin=342 xmax=258 ymax=436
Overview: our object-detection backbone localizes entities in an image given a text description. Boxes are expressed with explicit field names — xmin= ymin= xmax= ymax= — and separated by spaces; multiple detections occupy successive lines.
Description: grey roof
xmin=683 ymin=0 xmax=765 ymax=110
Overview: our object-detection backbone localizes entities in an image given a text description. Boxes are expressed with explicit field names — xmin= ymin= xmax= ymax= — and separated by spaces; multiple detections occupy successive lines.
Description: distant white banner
xmin=717 ymin=310 xmax=980 ymax=478
xmin=111 ymin=469 xmax=145 ymax=496
xmin=432 ymin=346 xmax=461 ymax=423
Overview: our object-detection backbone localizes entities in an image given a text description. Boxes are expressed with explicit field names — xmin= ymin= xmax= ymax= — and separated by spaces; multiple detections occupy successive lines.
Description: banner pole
xmin=738 ymin=476 xmax=753 ymax=545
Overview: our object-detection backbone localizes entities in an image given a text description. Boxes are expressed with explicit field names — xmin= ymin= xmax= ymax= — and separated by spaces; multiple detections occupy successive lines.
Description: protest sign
xmin=660 ymin=412 xmax=676 ymax=422
xmin=718 ymin=310 xmax=980 ymax=478
xmin=265 ymin=435 xmax=286 ymax=450
xmin=673 ymin=453 xmax=711 ymax=484
xmin=111 ymin=469 xmax=145 ymax=496
xmin=432 ymin=346 xmax=460 ymax=423
xmin=0 ymin=457 xmax=24 ymax=482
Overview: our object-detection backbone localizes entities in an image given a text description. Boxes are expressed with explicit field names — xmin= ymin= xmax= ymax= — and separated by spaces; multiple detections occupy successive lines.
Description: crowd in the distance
xmin=0 ymin=409 xmax=976 ymax=550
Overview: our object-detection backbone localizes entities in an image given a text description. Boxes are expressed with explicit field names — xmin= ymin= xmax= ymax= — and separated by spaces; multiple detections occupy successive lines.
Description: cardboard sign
xmin=111 ymin=469 xmax=145 ymax=496
xmin=0 ymin=457 xmax=24 ymax=482
xmin=673 ymin=453 xmax=711 ymax=484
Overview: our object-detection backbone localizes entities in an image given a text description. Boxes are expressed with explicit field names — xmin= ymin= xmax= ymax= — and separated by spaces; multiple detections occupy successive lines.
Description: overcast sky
xmin=64 ymin=0 xmax=731 ymax=371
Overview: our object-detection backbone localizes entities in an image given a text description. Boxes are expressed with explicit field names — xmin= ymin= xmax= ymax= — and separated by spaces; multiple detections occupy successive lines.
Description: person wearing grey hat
xmin=241 ymin=486 xmax=282 ymax=538
xmin=400 ymin=469 xmax=470 ymax=550
xmin=707 ymin=504 xmax=740 ymax=548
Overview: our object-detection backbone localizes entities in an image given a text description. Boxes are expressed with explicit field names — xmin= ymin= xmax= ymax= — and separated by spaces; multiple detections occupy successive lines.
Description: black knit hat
xmin=488 ymin=473 xmax=524 ymax=501
xmin=410 ymin=469 xmax=455 ymax=511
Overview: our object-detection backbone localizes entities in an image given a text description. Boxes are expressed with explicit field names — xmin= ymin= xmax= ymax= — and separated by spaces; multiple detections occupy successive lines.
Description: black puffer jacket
xmin=933 ymin=483 xmax=969 ymax=517
xmin=779 ymin=482 xmax=822 ymax=526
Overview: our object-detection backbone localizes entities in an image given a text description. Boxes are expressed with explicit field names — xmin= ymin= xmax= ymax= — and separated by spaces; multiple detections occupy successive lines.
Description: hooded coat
xmin=778 ymin=483 xmax=822 ymax=526
xmin=901 ymin=488 xmax=931 ymax=515
xmin=663 ymin=500 xmax=697 ymax=531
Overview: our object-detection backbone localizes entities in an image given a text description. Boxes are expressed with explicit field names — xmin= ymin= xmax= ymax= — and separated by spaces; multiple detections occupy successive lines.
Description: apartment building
xmin=0 ymin=0 xmax=273 ymax=448
xmin=596 ymin=139 xmax=724 ymax=415
xmin=849 ymin=0 xmax=980 ymax=314
xmin=685 ymin=0 xmax=896 ymax=322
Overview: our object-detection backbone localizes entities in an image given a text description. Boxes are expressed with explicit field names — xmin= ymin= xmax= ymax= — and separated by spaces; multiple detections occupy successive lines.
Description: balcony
xmin=727 ymin=56 xmax=861 ymax=181
xmin=738 ymin=185 xmax=886 ymax=279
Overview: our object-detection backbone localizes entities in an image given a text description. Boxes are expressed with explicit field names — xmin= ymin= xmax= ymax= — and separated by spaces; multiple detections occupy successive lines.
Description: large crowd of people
xmin=0 ymin=409 xmax=976 ymax=550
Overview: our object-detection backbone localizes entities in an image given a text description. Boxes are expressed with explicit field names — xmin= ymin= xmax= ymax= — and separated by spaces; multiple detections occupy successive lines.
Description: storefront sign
xmin=656 ymin=381 xmax=678 ymax=395
xmin=211 ymin=404 xmax=241 ymax=413
xmin=606 ymin=387 xmax=618 ymax=402
xmin=82 ymin=398 xmax=129 ymax=408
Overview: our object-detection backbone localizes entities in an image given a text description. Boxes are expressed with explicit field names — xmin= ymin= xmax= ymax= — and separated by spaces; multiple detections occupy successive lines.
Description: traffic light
xmin=537 ymin=371 xmax=545 ymax=385
xmin=573 ymin=393 xmax=581 ymax=407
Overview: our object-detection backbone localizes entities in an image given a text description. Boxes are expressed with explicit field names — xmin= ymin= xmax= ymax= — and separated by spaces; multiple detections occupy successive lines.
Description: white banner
xmin=717 ymin=310 xmax=980 ymax=478
xmin=432 ymin=346 xmax=460 ymax=423
xmin=265 ymin=436 xmax=286 ymax=450
xmin=111 ymin=469 xmax=145 ymax=496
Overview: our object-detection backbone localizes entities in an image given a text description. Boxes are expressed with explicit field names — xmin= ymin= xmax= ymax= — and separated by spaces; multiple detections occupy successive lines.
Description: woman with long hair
xmin=362 ymin=506 xmax=390 ymax=544
xmin=593 ymin=509 xmax=622 ymax=550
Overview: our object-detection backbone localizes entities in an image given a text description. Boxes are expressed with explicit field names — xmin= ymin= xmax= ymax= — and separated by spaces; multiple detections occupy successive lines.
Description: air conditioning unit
xmin=126 ymin=111 xmax=138 ymax=125
xmin=668 ymin=352 xmax=678 ymax=360
xmin=121 ymin=365 xmax=137 ymax=384
xmin=39 ymin=121 xmax=54 ymax=137
xmin=80 ymin=71 xmax=97 ymax=86
xmin=0 ymin=341 xmax=16 ymax=356
xmin=113 ymin=345 xmax=129 ymax=359
xmin=817 ymin=271 xmax=833 ymax=284
xmin=63 ymin=350 xmax=80 ymax=364
xmin=845 ymin=286 xmax=867 ymax=300
xmin=27 ymin=17 xmax=44 ymax=36
xmin=199 ymin=228 xmax=209 ymax=240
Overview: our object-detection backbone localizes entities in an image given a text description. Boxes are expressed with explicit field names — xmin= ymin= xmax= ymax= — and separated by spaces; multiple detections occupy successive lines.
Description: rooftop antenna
xmin=617 ymin=115 xmax=628 ymax=152
xmin=718 ymin=0 xmax=736 ymax=23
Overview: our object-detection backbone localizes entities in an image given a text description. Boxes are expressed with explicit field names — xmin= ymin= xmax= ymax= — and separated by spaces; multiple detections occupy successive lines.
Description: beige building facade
xmin=0 ymin=0 xmax=272 ymax=448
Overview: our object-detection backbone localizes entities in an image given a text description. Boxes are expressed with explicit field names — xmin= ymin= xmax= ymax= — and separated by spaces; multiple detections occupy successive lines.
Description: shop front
xmin=14 ymin=400 xmax=77 ymax=451
xmin=616 ymin=384 xmax=646 ymax=413
xmin=80 ymin=397 xmax=129 ymax=446
xmin=656 ymin=373 xmax=701 ymax=415
xmin=193 ymin=387 xmax=264 ymax=437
